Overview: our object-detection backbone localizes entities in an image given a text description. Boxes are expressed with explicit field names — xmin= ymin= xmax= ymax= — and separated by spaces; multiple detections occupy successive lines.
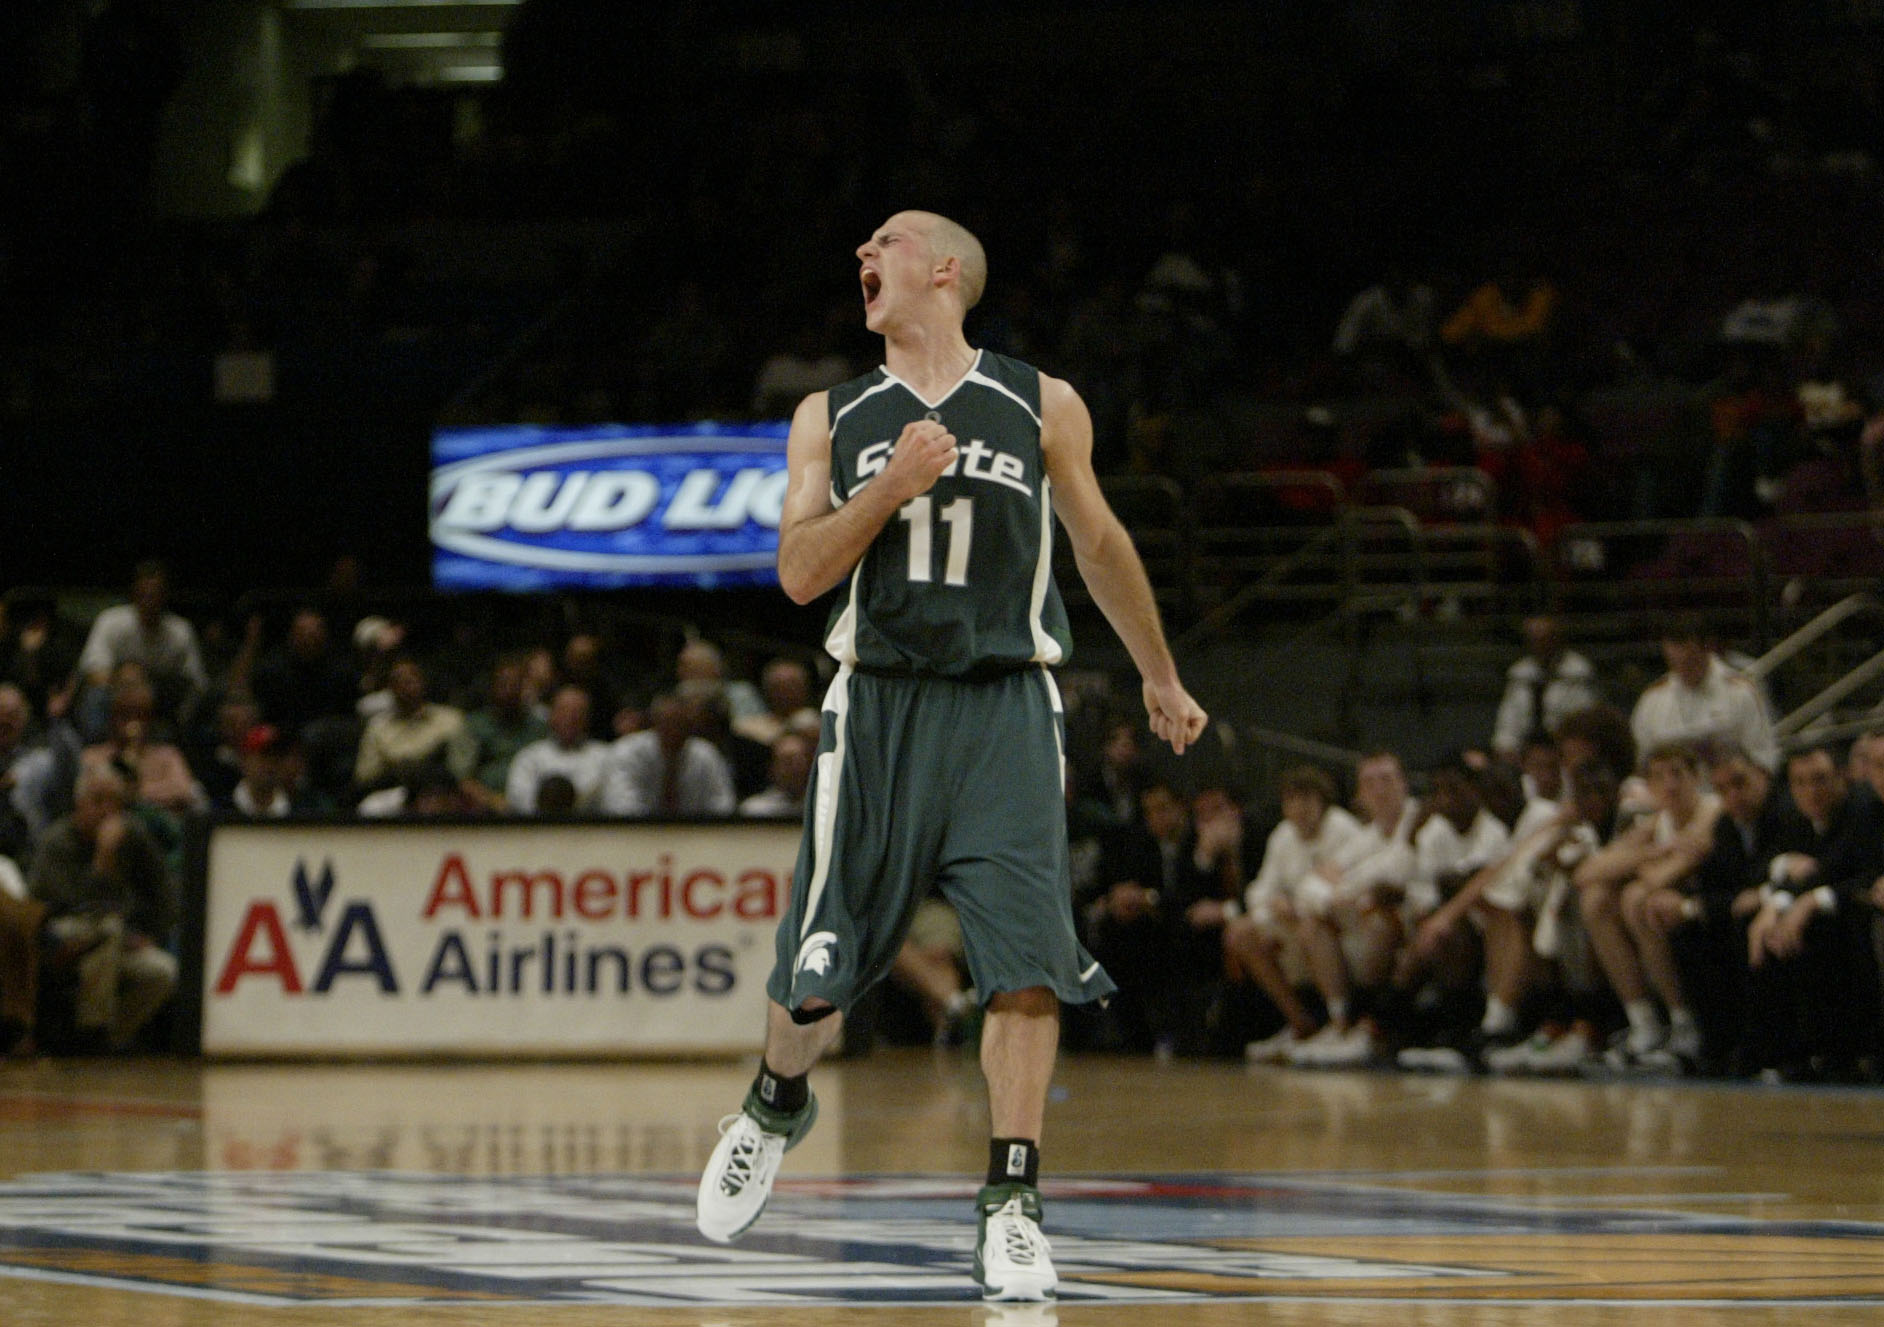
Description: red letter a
xmin=213 ymin=903 xmax=304 ymax=994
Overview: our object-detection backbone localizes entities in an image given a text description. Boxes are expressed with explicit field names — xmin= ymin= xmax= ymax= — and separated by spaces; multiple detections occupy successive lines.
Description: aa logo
xmin=213 ymin=859 xmax=400 ymax=995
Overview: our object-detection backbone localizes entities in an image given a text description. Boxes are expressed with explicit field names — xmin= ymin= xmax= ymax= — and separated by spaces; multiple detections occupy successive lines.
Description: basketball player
xmin=695 ymin=211 xmax=1207 ymax=1300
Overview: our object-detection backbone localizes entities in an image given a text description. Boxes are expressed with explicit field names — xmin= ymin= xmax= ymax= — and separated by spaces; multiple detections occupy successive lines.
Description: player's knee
xmin=987 ymin=986 xmax=1056 ymax=1017
xmin=789 ymin=998 xmax=839 ymax=1026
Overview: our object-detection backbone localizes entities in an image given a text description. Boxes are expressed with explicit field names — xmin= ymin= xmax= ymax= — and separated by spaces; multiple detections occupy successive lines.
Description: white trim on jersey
xmin=800 ymin=665 xmax=853 ymax=942
xmin=961 ymin=365 xmax=1043 ymax=428
xmin=831 ymin=375 xmax=904 ymax=434
xmin=1028 ymin=475 xmax=1064 ymax=664
xmin=877 ymin=348 xmax=985 ymax=411
xmin=824 ymin=566 xmax=862 ymax=665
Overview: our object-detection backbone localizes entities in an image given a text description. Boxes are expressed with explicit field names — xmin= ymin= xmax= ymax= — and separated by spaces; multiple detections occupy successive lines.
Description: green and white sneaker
xmin=695 ymin=1085 xmax=818 ymax=1244
xmin=974 ymin=1182 xmax=1057 ymax=1301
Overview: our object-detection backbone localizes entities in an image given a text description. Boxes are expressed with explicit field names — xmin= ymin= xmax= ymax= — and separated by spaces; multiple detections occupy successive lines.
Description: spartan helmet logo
xmin=794 ymin=931 xmax=838 ymax=977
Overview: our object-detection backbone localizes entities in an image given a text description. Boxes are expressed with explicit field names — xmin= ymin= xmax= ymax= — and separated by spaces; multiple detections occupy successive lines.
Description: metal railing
xmin=1776 ymin=648 xmax=1884 ymax=740
xmin=1356 ymin=466 xmax=1497 ymax=524
xmin=1544 ymin=518 xmax=1770 ymax=647
xmin=1747 ymin=593 xmax=1882 ymax=681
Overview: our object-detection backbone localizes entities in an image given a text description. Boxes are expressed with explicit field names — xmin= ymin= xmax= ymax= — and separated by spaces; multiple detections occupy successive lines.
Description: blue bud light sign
xmin=431 ymin=423 xmax=790 ymax=590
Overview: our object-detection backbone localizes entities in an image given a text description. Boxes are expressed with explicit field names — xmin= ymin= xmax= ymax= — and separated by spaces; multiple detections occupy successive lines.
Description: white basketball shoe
xmin=975 ymin=1183 xmax=1057 ymax=1301
xmin=695 ymin=1086 xmax=818 ymax=1244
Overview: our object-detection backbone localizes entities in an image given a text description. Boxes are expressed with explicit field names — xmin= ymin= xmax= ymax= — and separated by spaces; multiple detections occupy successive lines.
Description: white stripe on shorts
xmin=1040 ymin=667 xmax=1067 ymax=789
xmin=799 ymin=665 xmax=852 ymax=941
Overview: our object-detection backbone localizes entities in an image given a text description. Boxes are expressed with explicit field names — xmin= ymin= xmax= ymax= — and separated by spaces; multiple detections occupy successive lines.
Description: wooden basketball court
xmin=3 ymin=1050 xmax=1883 ymax=1325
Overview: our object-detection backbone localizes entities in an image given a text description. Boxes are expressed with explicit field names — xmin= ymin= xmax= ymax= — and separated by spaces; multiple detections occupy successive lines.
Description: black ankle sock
xmin=988 ymin=1137 xmax=1039 ymax=1187
xmin=753 ymin=1060 xmax=809 ymax=1115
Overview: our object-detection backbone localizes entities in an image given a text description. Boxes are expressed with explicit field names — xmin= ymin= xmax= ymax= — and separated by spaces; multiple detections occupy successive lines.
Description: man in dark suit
xmin=1649 ymin=746 xmax=1791 ymax=1073
xmin=1740 ymin=745 xmax=1883 ymax=1079
xmin=1085 ymin=780 xmax=1245 ymax=1054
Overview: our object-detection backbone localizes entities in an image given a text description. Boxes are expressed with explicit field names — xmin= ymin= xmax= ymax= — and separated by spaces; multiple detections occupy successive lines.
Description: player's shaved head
xmin=910 ymin=211 xmax=986 ymax=312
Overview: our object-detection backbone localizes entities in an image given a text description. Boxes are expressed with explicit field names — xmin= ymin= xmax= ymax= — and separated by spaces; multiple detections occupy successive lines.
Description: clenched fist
xmin=882 ymin=419 xmax=957 ymax=502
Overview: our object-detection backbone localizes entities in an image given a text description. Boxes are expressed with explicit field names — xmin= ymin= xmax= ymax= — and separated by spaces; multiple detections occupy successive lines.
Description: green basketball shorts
xmin=767 ymin=664 xmax=1115 ymax=1014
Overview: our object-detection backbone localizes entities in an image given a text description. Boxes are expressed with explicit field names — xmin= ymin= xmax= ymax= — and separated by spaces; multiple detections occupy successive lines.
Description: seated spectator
xmin=1155 ymin=783 xmax=1251 ymax=1055
xmin=1274 ymin=756 xmax=1427 ymax=1068
xmin=1480 ymin=763 xmax=1629 ymax=1075
xmin=734 ymin=657 xmax=819 ymax=747
xmin=192 ymin=694 xmax=261 ymax=809
xmin=29 ymin=765 xmax=178 ymax=1051
xmin=0 ymin=683 xmax=73 ymax=859
xmin=250 ymin=606 xmax=359 ymax=738
xmin=1574 ymin=742 xmax=1722 ymax=1066
xmin=685 ymin=680 xmax=771 ymax=801
xmin=0 ymin=590 xmax=83 ymax=722
xmin=75 ymin=561 xmax=207 ymax=738
xmin=1371 ymin=757 xmax=1514 ymax=1064
xmin=1740 ymin=745 xmax=1884 ymax=1080
xmin=1557 ymin=704 xmax=1640 ymax=786
xmin=1407 ymin=756 xmax=1514 ymax=922
xmin=676 ymin=638 xmax=764 ymax=725
xmin=81 ymin=677 xmax=207 ymax=818
xmin=1227 ymin=765 xmax=1367 ymax=1062
xmin=1639 ymin=745 xmax=1795 ymax=1075
xmin=560 ymin=633 xmax=624 ymax=739
xmin=351 ymin=616 xmax=409 ymax=719
xmin=739 ymin=731 xmax=813 ymax=819
xmin=358 ymin=760 xmax=477 ymax=819
xmin=519 ymin=646 xmax=558 ymax=719
xmin=463 ymin=653 xmax=550 ymax=812
xmin=534 ymin=775 xmax=579 ymax=816
xmin=0 ymin=853 xmax=45 ymax=1058
xmin=1428 ymin=764 xmax=1614 ymax=1054
xmin=1091 ymin=714 xmax=1148 ymax=827
xmin=1491 ymin=616 xmax=1602 ymax=759
xmin=218 ymin=725 xmax=321 ymax=818
xmin=1631 ymin=617 xmax=1778 ymax=773
xmin=1849 ymin=726 xmax=1884 ymax=802
xmin=1517 ymin=734 xmax=1564 ymax=805
xmin=1088 ymin=780 xmax=1229 ymax=1054
xmin=599 ymin=691 xmax=734 ymax=816
xmin=505 ymin=686 xmax=609 ymax=815
xmin=353 ymin=656 xmax=473 ymax=795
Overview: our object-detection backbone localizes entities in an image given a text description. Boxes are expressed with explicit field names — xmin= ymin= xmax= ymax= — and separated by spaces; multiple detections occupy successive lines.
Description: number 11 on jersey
xmin=899 ymin=495 xmax=974 ymax=586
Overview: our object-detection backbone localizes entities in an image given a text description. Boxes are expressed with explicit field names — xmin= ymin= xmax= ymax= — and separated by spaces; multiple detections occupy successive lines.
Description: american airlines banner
xmin=202 ymin=821 xmax=795 ymax=1056
xmin=430 ymin=423 xmax=790 ymax=590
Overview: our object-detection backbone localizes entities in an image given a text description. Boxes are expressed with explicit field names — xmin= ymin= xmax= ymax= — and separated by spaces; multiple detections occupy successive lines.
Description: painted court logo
xmin=0 ymin=1171 xmax=1880 ymax=1307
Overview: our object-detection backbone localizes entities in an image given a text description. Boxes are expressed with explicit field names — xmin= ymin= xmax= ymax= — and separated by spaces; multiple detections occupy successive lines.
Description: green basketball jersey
xmin=821 ymin=349 xmax=1072 ymax=676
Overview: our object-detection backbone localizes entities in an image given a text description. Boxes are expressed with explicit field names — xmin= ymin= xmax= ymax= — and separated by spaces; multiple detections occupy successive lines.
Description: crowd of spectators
xmin=11 ymin=14 xmax=1884 ymax=593
xmin=1056 ymin=609 xmax=1884 ymax=1086
xmin=3 ymin=559 xmax=1880 ymax=1085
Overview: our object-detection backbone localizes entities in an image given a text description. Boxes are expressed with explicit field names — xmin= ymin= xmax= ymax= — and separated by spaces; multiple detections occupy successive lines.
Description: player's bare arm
xmin=1573 ymin=819 xmax=1655 ymax=890
xmin=776 ymin=391 xmax=959 ymax=604
xmin=1041 ymin=372 xmax=1207 ymax=754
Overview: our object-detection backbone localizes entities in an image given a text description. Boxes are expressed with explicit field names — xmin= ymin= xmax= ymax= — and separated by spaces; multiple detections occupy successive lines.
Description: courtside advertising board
xmin=201 ymin=821 xmax=792 ymax=1055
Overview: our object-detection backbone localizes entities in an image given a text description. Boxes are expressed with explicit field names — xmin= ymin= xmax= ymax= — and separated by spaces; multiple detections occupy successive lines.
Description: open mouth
xmin=861 ymin=270 xmax=882 ymax=307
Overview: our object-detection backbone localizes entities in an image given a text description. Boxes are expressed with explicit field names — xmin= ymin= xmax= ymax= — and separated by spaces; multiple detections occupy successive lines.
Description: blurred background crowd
xmin=3 ymin=563 xmax=1880 ymax=1088
xmin=4 ymin=3 xmax=1884 ymax=1075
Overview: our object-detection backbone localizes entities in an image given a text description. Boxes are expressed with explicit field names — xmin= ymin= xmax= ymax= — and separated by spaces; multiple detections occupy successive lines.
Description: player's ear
xmin=933 ymin=255 xmax=960 ymax=290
